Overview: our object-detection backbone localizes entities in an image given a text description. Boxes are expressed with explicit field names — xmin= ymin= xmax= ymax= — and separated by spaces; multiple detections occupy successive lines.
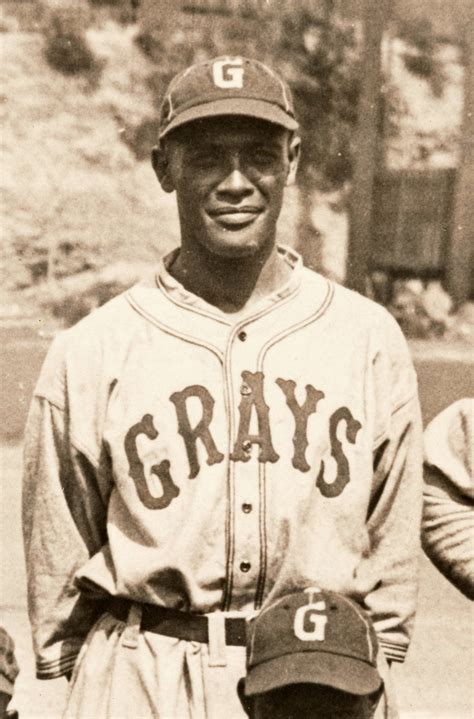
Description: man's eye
xmin=252 ymin=149 xmax=278 ymax=165
xmin=190 ymin=153 xmax=218 ymax=168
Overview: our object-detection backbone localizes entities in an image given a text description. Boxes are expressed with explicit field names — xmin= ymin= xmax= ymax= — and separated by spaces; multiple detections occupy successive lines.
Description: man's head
xmin=152 ymin=57 xmax=300 ymax=260
xmin=238 ymin=587 xmax=383 ymax=719
xmin=247 ymin=685 xmax=381 ymax=719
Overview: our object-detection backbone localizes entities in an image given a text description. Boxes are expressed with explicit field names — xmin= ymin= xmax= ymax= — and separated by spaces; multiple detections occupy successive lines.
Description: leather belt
xmin=107 ymin=598 xmax=247 ymax=647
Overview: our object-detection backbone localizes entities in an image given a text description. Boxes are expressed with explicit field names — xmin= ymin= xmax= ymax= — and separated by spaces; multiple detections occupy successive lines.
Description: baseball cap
xmin=244 ymin=588 xmax=382 ymax=697
xmin=158 ymin=56 xmax=298 ymax=139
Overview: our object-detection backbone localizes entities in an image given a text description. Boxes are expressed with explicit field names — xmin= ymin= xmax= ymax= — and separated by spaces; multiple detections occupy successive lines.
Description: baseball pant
xmin=63 ymin=605 xmax=398 ymax=719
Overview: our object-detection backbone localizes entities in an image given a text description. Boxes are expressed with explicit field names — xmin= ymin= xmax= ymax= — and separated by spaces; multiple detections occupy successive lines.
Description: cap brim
xmin=245 ymin=652 xmax=383 ymax=698
xmin=159 ymin=98 xmax=298 ymax=138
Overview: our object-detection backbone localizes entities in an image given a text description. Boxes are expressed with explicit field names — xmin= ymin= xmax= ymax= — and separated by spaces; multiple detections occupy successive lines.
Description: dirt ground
xmin=1 ymin=327 xmax=473 ymax=718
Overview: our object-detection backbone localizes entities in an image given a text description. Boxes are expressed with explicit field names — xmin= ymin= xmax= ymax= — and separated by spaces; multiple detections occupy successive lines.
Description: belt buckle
xmin=207 ymin=612 xmax=227 ymax=666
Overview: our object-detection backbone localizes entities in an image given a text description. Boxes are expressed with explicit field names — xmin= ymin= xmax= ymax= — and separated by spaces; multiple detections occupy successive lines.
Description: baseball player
xmin=422 ymin=398 xmax=474 ymax=599
xmin=237 ymin=587 xmax=384 ymax=719
xmin=23 ymin=56 xmax=423 ymax=719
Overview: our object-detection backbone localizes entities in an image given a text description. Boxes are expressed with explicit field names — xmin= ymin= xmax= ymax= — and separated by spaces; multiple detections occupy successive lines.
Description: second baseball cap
xmin=244 ymin=587 xmax=382 ymax=697
xmin=158 ymin=56 xmax=298 ymax=139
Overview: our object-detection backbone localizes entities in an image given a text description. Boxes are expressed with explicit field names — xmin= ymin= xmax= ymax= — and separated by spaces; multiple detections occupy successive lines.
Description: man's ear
xmin=285 ymin=133 xmax=301 ymax=187
xmin=151 ymin=143 xmax=175 ymax=193
xmin=369 ymin=683 xmax=385 ymax=715
xmin=237 ymin=678 xmax=253 ymax=717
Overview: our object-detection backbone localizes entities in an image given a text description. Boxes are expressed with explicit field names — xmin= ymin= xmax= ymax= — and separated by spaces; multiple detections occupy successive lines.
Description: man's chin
xmin=199 ymin=228 xmax=274 ymax=260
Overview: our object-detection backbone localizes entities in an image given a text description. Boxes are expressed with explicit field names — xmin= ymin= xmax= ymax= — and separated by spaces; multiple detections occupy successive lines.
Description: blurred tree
xmin=277 ymin=10 xmax=361 ymax=190
xmin=44 ymin=8 xmax=101 ymax=78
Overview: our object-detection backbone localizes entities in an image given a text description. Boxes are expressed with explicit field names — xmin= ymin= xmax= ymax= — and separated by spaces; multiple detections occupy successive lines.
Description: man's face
xmin=154 ymin=116 xmax=299 ymax=259
xmin=249 ymin=683 xmax=380 ymax=719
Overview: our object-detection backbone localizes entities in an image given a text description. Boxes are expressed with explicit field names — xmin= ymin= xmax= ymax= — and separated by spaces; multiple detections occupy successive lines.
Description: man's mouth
xmin=207 ymin=206 xmax=262 ymax=227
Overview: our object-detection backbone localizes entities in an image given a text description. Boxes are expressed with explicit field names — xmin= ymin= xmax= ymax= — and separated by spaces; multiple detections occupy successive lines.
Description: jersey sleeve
xmin=22 ymin=335 xmax=112 ymax=680
xmin=421 ymin=398 xmax=474 ymax=600
xmin=359 ymin=313 xmax=424 ymax=663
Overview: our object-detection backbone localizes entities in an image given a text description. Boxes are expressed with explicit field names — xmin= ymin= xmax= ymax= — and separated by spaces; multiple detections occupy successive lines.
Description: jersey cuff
xmin=36 ymin=649 xmax=80 ymax=680
xmin=379 ymin=639 xmax=408 ymax=663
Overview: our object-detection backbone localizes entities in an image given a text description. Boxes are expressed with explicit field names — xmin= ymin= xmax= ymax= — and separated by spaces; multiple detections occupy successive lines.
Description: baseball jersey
xmin=422 ymin=398 xmax=474 ymax=599
xmin=23 ymin=246 xmax=423 ymax=680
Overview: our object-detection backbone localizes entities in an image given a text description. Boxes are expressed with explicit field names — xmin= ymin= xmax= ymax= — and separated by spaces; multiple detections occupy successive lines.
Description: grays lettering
xmin=170 ymin=385 xmax=224 ymax=479
xmin=124 ymin=414 xmax=180 ymax=510
xmin=230 ymin=371 xmax=279 ymax=464
xmin=124 ymin=377 xmax=362 ymax=509
xmin=276 ymin=378 xmax=325 ymax=472
xmin=316 ymin=407 xmax=362 ymax=498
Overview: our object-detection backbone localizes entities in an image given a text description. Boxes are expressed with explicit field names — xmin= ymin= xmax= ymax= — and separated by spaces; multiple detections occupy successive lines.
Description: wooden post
xmin=446 ymin=21 xmax=474 ymax=303
xmin=346 ymin=0 xmax=390 ymax=294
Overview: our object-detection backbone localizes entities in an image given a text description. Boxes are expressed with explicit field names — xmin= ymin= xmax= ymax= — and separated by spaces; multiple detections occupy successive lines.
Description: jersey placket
xmin=222 ymin=320 xmax=264 ymax=612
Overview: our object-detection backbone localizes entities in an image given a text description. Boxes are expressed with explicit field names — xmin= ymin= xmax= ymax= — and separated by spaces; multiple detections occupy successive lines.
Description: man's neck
xmin=168 ymin=241 xmax=292 ymax=316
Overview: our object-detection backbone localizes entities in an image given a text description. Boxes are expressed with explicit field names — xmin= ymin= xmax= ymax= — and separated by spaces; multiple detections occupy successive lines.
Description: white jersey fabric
xmin=23 ymin=247 xmax=423 ymax=683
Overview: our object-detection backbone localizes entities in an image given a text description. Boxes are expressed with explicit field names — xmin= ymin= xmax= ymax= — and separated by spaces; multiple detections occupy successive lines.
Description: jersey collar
xmin=154 ymin=245 xmax=303 ymax=323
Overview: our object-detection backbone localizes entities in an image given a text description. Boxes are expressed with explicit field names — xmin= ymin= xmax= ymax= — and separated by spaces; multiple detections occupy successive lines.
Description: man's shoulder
xmin=299 ymin=268 xmax=415 ymax=391
xmin=424 ymin=398 xmax=474 ymax=490
xmin=42 ymin=288 xmax=143 ymax=373
xmin=34 ymin=289 xmax=144 ymax=403
xmin=59 ymin=290 xmax=136 ymax=344
xmin=300 ymin=267 xmax=399 ymax=329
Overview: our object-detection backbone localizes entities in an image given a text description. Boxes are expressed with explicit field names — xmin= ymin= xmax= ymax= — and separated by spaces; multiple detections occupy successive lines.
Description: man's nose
xmin=216 ymin=158 xmax=254 ymax=200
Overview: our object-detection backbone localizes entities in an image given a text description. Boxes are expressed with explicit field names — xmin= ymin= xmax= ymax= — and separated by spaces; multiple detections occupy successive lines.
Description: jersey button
xmin=242 ymin=503 xmax=252 ymax=513
xmin=240 ymin=383 xmax=252 ymax=396
xmin=238 ymin=330 xmax=247 ymax=342
xmin=242 ymin=439 xmax=252 ymax=453
xmin=240 ymin=561 xmax=251 ymax=573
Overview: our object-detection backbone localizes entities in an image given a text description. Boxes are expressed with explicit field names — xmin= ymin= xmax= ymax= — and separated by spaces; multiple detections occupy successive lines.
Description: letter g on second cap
xmin=294 ymin=602 xmax=328 ymax=642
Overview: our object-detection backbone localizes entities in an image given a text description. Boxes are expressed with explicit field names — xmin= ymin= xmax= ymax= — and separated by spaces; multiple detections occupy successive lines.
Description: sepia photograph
xmin=0 ymin=1 xmax=472 ymax=717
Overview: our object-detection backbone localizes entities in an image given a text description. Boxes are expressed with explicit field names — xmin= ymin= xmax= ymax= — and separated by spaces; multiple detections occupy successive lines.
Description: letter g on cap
xmin=212 ymin=58 xmax=244 ymax=89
